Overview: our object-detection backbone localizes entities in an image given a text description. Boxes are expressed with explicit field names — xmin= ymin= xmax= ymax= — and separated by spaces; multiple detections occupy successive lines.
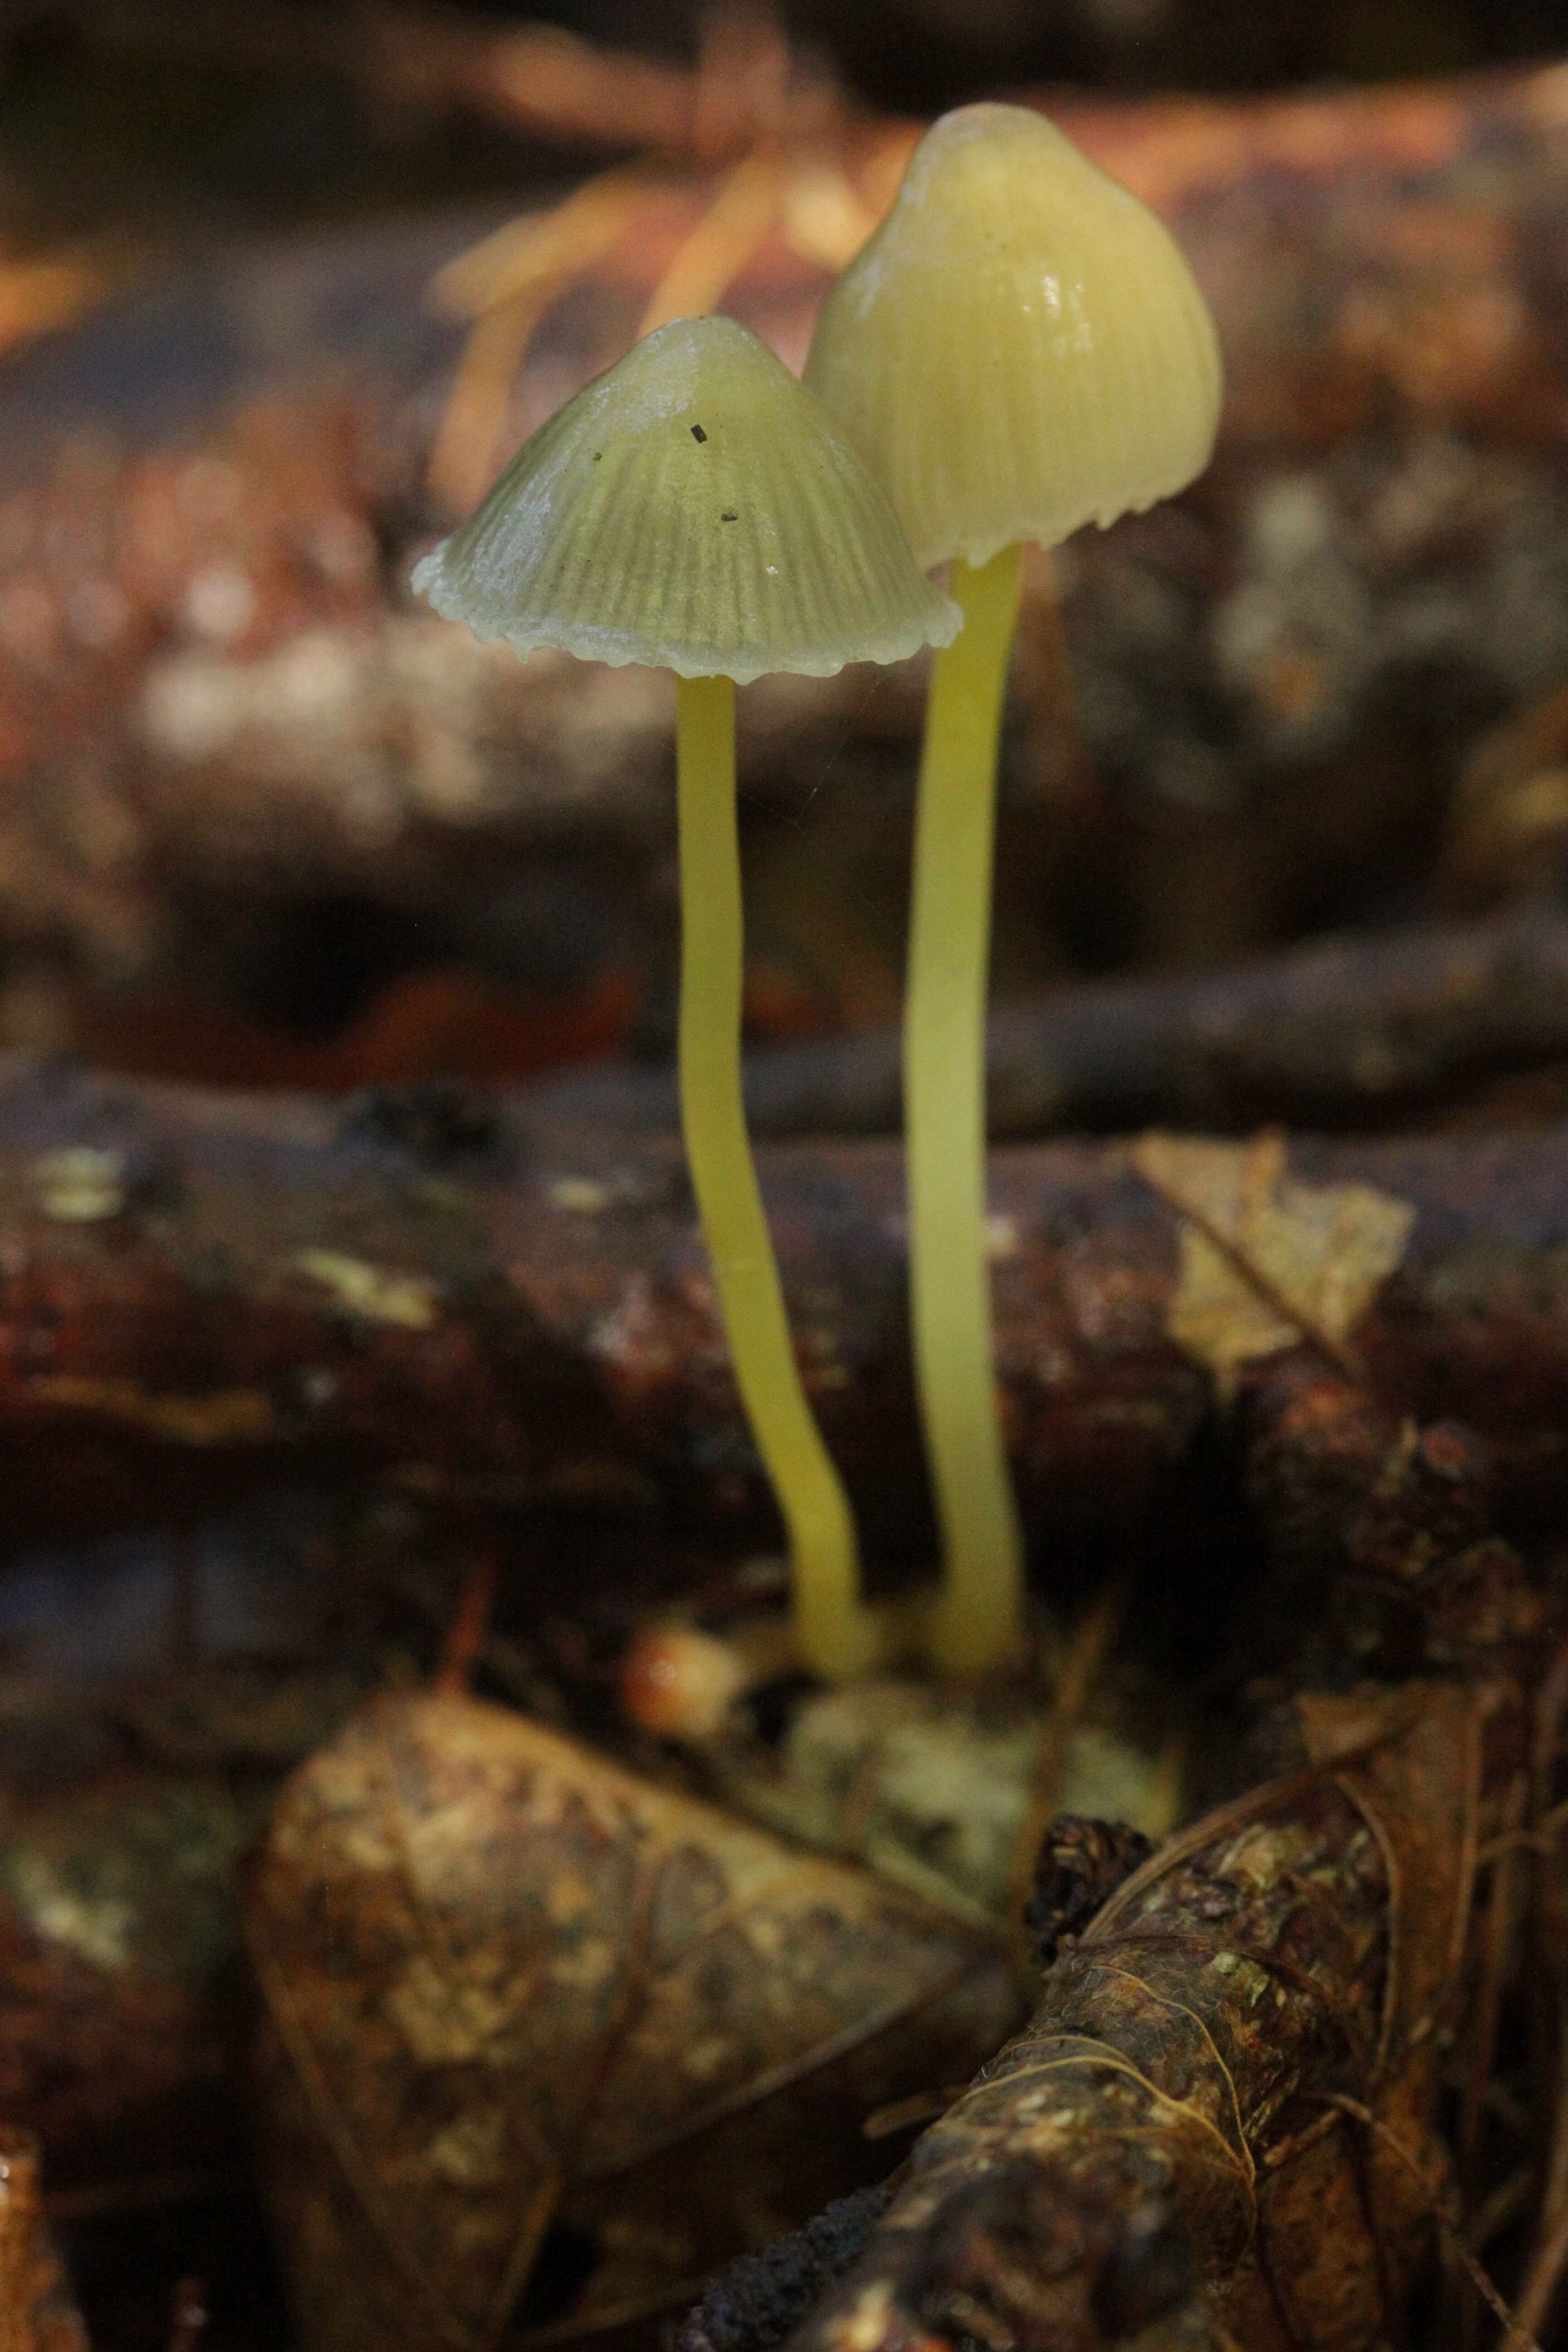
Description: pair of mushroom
xmin=415 ymin=104 xmax=1221 ymax=1684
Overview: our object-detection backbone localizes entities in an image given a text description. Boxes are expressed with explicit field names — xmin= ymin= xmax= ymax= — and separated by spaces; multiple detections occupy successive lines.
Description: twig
xmin=432 ymin=1552 xmax=500 ymax=1696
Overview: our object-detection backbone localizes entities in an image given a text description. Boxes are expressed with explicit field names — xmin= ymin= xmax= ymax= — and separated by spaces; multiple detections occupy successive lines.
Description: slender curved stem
xmin=676 ymin=673 xmax=881 ymax=1679
xmin=906 ymin=544 xmax=1026 ymax=1676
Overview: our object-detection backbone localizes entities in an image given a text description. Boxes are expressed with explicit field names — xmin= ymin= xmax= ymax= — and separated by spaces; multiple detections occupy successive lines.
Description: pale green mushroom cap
xmin=804 ymin=103 xmax=1223 ymax=572
xmin=412 ymin=314 xmax=959 ymax=686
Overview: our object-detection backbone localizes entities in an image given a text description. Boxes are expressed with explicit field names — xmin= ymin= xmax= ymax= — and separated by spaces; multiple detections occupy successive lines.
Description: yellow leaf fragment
xmin=294 ymin=1249 xmax=439 ymax=1330
xmin=1132 ymin=1130 xmax=1415 ymax=1394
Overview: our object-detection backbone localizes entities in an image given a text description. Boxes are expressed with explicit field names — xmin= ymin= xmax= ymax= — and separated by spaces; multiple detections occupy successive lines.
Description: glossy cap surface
xmin=804 ymin=103 xmax=1222 ymax=569
xmin=412 ymin=315 xmax=959 ymax=684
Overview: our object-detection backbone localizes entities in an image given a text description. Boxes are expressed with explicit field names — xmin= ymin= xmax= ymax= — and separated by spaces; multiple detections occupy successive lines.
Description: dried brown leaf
xmin=245 ymin=1693 xmax=1019 ymax=2352
xmin=1132 ymin=1130 xmax=1415 ymax=1394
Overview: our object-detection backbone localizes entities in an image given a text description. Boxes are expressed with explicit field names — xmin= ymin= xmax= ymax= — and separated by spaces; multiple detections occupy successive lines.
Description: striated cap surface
xmin=412 ymin=315 xmax=959 ymax=685
xmin=804 ymin=103 xmax=1222 ymax=571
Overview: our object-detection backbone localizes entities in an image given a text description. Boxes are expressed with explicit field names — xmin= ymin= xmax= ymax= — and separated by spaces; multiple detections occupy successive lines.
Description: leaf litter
xmin=686 ymin=1671 xmax=1547 ymax=2352
xmin=243 ymin=1693 xmax=1020 ymax=2352
xmin=227 ymin=1131 xmax=1559 ymax=2352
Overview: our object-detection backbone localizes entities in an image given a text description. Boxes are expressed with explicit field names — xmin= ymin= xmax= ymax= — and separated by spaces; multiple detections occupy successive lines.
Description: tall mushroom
xmin=414 ymin=314 xmax=958 ymax=1677
xmin=806 ymin=104 xmax=1222 ymax=1675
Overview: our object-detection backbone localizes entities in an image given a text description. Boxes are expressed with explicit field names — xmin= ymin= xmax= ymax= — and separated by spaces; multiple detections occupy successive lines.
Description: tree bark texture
xmin=5 ymin=1058 xmax=1568 ymax=1555
xmin=777 ymin=1677 xmax=1509 ymax=2352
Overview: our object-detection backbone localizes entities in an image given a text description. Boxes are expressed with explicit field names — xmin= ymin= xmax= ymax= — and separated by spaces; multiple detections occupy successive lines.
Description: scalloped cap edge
xmin=412 ymin=550 xmax=961 ymax=684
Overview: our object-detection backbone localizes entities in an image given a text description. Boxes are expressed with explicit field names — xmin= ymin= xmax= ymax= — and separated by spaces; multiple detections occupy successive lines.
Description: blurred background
xmin=2 ymin=0 xmax=1567 ymax=213
xmin=3 ymin=0 xmax=1568 ymax=1092
xmin=5 ymin=13 xmax=1568 ymax=2346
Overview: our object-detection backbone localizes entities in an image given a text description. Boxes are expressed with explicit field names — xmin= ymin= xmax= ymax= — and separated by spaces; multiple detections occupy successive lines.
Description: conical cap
xmin=804 ymin=104 xmax=1222 ymax=570
xmin=413 ymin=315 xmax=959 ymax=686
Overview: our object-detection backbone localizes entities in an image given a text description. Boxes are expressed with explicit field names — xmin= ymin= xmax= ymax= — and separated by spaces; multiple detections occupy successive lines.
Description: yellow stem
xmin=676 ymin=674 xmax=881 ymax=1679
xmin=906 ymin=544 xmax=1026 ymax=1676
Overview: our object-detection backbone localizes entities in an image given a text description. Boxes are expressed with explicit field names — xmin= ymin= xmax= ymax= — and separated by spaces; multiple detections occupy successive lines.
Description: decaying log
xmin=532 ymin=899 xmax=1568 ymax=1139
xmin=5 ymin=1060 xmax=1568 ymax=1561
xmin=689 ymin=1676 xmax=1521 ymax=2352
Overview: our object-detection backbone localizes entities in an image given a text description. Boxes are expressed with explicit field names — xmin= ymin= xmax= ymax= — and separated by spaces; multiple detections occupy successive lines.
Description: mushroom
xmin=619 ymin=1612 xmax=800 ymax=1742
xmin=414 ymin=314 xmax=958 ymax=1678
xmin=806 ymin=104 xmax=1221 ymax=1675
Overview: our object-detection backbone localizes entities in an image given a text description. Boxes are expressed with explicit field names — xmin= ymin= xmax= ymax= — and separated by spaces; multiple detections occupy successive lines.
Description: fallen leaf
xmin=1132 ymin=1130 xmax=1415 ymax=1394
xmin=246 ymin=1693 xmax=1020 ymax=2352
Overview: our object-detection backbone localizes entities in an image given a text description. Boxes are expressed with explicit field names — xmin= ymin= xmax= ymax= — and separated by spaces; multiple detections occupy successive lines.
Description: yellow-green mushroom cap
xmin=804 ymin=103 xmax=1222 ymax=572
xmin=412 ymin=314 xmax=959 ymax=687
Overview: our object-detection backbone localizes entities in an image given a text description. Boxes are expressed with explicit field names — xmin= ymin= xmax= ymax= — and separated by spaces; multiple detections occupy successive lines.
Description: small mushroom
xmin=806 ymin=105 xmax=1222 ymax=1675
xmin=618 ymin=1612 xmax=799 ymax=1741
xmin=415 ymin=316 xmax=957 ymax=1678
